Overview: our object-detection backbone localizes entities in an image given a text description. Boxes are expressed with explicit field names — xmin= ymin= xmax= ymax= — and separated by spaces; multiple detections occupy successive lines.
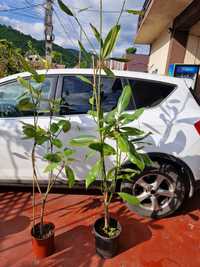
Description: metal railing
xmin=137 ymin=0 xmax=152 ymax=30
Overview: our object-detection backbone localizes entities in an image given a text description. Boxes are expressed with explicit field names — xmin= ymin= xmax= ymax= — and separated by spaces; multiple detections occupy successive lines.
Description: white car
xmin=0 ymin=68 xmax=200 ymax=218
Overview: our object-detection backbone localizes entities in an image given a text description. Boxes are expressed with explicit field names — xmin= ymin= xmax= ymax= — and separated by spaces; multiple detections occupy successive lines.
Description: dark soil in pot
xmin=93 ymin=217 xmax=122 ymax=259
xmin=31 ymin=222 xmax=55 ymax=259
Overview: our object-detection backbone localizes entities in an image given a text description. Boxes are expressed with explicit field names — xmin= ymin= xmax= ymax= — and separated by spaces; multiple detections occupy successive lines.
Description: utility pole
xmin=44 ymin=0 xmax=54 ymax=65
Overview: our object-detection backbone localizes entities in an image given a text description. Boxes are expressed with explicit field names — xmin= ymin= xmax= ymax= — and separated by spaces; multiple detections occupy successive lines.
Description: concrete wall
xmin=148 ymin=27 xmax=171 ymax=75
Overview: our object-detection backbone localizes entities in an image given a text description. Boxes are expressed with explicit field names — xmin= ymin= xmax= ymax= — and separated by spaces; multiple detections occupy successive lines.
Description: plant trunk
xmin=104 ymin=192 xmax=109 ymax=230
xmin=40 ymin=198 xmax=46 ymax=237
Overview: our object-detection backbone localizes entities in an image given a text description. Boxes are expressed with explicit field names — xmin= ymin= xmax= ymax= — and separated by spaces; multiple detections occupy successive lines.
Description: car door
xmin=55 ymin=74 xmax=137 ymax=183
xmin=128 ymin=78 xmax=177 ymax=154
xmin=0 ymin=75 xmax=57 ymax=185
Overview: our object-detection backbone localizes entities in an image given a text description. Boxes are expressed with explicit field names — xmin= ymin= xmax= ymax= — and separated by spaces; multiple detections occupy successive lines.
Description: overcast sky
xmin=0 ymin=0 xmax=149 ymax=55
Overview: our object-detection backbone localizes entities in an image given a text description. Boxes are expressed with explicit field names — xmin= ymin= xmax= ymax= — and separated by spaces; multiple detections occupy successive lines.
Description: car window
xmin=60 ymin=75 xmax=135 ymax=115
xmin=129 ymin=79 xmax=175 ymax=109
xmin=0 ymin=77 xmax=54 ymax=118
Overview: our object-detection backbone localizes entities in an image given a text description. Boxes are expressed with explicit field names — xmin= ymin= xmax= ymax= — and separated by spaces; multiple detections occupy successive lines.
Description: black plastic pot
xmin=93 ymin=217 xmax=122 ymax=259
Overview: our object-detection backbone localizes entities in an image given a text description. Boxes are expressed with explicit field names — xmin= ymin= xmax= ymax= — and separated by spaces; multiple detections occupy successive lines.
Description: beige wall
xmin=148 ymin=27 xmax=171 ymax=75
xmin=184 ymin=23 xmax=200 ymax=64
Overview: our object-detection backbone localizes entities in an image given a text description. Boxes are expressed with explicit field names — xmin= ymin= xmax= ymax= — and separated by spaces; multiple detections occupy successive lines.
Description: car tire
xmin=120 ymin=159 xmax=189 ymax=218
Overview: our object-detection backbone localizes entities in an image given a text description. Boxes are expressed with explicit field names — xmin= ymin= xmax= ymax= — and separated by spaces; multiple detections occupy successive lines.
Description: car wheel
xmin=120 ymin=160 xmax=188 ymax=218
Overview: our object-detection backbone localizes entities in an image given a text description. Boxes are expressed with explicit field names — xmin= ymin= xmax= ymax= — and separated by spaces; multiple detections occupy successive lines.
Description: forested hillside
xmin=0 ymin=24 xmax=79 ymax=67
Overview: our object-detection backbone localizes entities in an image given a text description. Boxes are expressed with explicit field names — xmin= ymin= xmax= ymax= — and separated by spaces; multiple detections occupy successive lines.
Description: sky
xmin=0 ymin=0 xmax=149 ymax=56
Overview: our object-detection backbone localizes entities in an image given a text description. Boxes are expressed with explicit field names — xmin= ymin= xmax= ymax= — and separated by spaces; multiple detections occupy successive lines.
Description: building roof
xmin=135 ymin=0 xmax=193 ymax=44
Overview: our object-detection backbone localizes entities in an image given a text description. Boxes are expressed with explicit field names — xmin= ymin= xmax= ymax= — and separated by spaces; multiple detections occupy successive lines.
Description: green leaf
xmin=57 ymin=0 xmax=74 ymax=16
xmin=104 ymin=108 xmax=117 ymax=124
xmin=128 ymin=152 xmax=145 ymax=171
xmin=85 ymin=160 xmax=101 ymax=189
xmin=58 ymin=120 xmax=71 ymax=133
xmin=50 ymin=123 xmax=59 ymax=134
xmin=117 ymin=84 xmax=132 ymax=114
xmin=52 ymin=138 xmax=63 ymax=148
xmin=22 ymin=123 xmax=36 ymax=139
xmin=90 ymin=23 xmax=103 ymax=47
xmin=78 ymin=41 xmax=92 ymax=63
xmin=120 ymin=127 xmax=145 ymax=136
xmin=44 ymin=152 xmax=62 ymax=163
xmin=118 ymin=192 xmax=140 ymax=205
xmin=103 ymin=66 xmax=115 ymax=77
xmin=17 ymin=97 xmax=35 ymax=111
xmin=89 ymin=142 xmax=116 ymax=156
xmin=88 ymin=110 xmax=97 ymax=117
xmin=120 ymin=108 xmax=144 ymax=124
xmin=102 ymin=24 xmax=121 ymax=58
xmin=64 ymin=149 xmax=75 ymax=157
xmin=76 ymin=75 xmax=92 ymax=85
xmin=89 ymin=96 xmax=94 ymax=105
xmin=126 ymin=9 xmax=144 ymax=15
xmin=118 ymin=134 xmax=130 ymax=153
xmin=65 ymin=165 xmax=75 ymax=188
xmin=109 ymin=57 xmax=130 ymax=62
xmin=44 ymin=162 xmax=59 ymax=173
xmin=139 ymin=153 xmax=152 ymax=166
xmin=70 ymin=135 xmax=97 ymax=146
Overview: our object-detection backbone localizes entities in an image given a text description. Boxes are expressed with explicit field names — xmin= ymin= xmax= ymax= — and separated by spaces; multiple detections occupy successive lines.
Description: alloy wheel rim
xmin=132 ymin=173 xmax=176 ymax=212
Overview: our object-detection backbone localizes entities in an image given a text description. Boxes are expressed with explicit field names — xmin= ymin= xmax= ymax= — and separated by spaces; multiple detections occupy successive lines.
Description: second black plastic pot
xmin=93 ymin=217 xmax=122 ymax=259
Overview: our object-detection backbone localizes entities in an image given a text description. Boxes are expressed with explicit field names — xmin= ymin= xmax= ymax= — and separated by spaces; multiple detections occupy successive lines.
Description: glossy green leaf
xmin=85 ymin=160 xmax=101 ymax=188
xmin=118 ymin=134 xmax=130 ymax=153
xmin=128 ymin=152 xmax=145 ymax=171
xmin=44 ymin=162 xmax=59 ymax=173
xmin=103 ymin=66 xmax=115 ymax=77
xmin=89 ymin=142 xmax=116 ymax=155
xmin=65 ymin=165 xmax=75 ymax=188
xmin=52 ymin=138 xmax=63 ymax=148
xmin=102 ymin=24 xmax=121 ymax=58
xmin=44 ymin=152 xmax=62 ymax=163
xmin=70 ymin=135 xmax=97 ymax=146
xmin=76 ymin=75 xmax=92 ymax=85
xmin=50 ymin=123 xmax=59 ymax=134
xmin=126 ymin=9 xmax=144 ymax=15
xmin=117 ymin=84 xmax=132 ymax=114
xmin=120 ymin=108 xmax=144 ymax=124
xmin=90 ymin=23 xmax=103 ymax=47
xmin=139 ymin=153 xmax=152 ymax=166
xmin=22 ymin=123 xmax=36 ymax=139
xmin=64 ymin=149 xmax=75 ymax=157
xmin=104 ymin=108 xmax=117 ymax=124
xmin=57 ymin=0 xmax=74 ymax=16
xmin=58 ymin=120 xmax=71 ymax=132
xmin=120 ymin=127 xmax=144 ymax=136
xmin=78 ymin=41 xmax=92 ymax=63
xmin=118 ymin=192 xmax=140 ymax=205
xmin=17 ymin=97 xmax=35 ymax=111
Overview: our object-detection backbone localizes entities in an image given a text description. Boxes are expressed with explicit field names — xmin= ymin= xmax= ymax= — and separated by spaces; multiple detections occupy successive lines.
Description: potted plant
xmin=58 ymin=0 xmax=151 ymax=259
xmin=18 ymin=65 xmax=75 ymax=259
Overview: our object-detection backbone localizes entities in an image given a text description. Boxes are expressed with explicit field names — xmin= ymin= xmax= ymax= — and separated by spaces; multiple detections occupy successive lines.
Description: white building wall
xmin=148 ymin=27 xmax=171 ymax=75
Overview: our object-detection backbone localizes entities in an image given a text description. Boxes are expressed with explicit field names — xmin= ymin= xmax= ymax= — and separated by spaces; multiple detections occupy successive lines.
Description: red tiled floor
xmin=0 ymin=191 xmax=200 ymax=267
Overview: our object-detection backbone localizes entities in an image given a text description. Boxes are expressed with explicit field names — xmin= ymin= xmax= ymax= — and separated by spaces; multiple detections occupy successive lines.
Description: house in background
xmin=134 ymin=0 xmax=200 ymax=75
xmin=124 ymin=54 xmax=149 ymax=72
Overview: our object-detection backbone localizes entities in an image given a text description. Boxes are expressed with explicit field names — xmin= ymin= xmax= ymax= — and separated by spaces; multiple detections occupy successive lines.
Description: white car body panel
xmin=0 ymin=69 xmax=200 ymax=192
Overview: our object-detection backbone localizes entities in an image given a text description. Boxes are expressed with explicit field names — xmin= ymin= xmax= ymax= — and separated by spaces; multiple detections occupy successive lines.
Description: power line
xmin=0 ymin=3 xmax=45 ymax=13
xmin=53 ymin=8 xmax=77 ymax=49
